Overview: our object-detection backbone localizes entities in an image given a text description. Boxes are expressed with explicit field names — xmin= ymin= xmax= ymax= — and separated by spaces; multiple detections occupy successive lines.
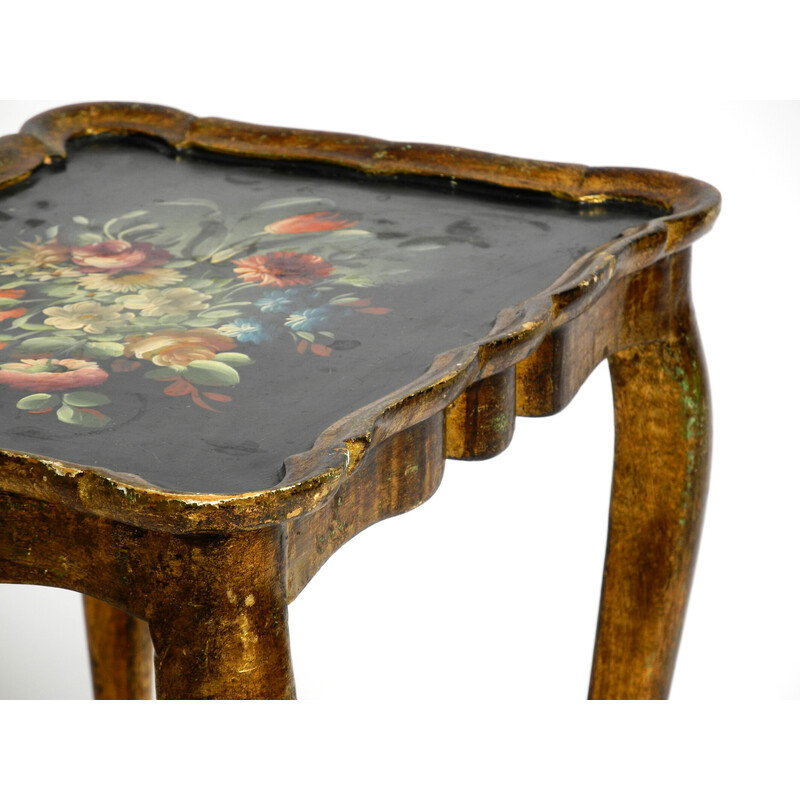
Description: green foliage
xmin=213 ymin=352 xmax=253 ymax=365
xmin=83 ymin=341 xmax=125 ymax=359
xmin=56 ymin=404 xmax=109 ymax=428
xmin=183 ymin=360 xmax=240 ymax=387
xmin=62 ymin=391 xmax=111 ymax=408
xmin=144 ymin=366 xmax=182 ymax=380
xmin=16 ymin=393 xmax=55 ymax=411
xmin=15 ymin=336 xmax=79 ymax=353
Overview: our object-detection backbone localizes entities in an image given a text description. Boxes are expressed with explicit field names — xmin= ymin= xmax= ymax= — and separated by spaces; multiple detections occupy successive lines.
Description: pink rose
xmin=0 ymin=359 xmax=108 ymax=391
xmin=71 ymin=240 xmax=170 ymax=273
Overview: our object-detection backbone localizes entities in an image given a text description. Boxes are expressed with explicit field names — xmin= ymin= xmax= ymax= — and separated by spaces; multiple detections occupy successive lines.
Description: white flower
xmin=117 ymin=287 xmax=212 ymax=317
xmin=43 ymin=301 xmax=135 ymax=334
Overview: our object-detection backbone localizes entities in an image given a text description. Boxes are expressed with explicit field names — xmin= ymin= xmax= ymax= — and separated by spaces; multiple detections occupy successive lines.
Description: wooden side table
xmin=0 ymin=103 xmax=719 ymax=699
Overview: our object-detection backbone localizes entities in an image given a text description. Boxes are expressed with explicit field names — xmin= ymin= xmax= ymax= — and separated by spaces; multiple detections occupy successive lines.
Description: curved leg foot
xmin=589 ymin=303 xmax=711 ymax=699
xmin=84 ymin=596 xmax=153 ymax=700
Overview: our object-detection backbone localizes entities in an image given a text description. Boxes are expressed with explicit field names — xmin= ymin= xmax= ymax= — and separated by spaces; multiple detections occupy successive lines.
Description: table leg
xmin=147 ymin=529 xmax=295 ymax=700
xmin=589 ymin=304 xmax=711 ymax=699
xmin=83 ymin=595 xmax=153 ymax=700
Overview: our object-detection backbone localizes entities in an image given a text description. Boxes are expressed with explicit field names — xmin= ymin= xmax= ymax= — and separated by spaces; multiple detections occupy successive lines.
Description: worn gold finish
xmin=0 ymin=103 xmax=719 ymax=699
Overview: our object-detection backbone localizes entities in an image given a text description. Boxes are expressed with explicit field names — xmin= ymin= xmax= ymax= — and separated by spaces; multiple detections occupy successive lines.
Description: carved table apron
xmin=0 ymin=104 xmax=719 ymax=699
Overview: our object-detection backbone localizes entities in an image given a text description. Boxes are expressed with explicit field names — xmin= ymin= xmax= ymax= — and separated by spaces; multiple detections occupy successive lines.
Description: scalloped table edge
xmin=0 ymin=102 xmax=721 ymax=534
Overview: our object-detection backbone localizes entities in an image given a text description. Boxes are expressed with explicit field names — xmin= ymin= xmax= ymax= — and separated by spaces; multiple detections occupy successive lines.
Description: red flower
xmin=0 ymin=307 xmax=26 ymax=321
xmin=232 ymin=252 xmax=333 ymax=287
xmin=264 ymin=211 xmax=357 ymax=235
xmin=0 ymin=358 xmax=108 ymax=391
xmin=0 ymin=289 xmax=26 ymax=299
xmin=71 ymin=240 xmax=171 ymax=273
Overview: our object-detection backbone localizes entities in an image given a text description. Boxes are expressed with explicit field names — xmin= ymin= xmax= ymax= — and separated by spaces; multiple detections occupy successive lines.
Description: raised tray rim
xmin=0 ymin=102 xmax=720 ymax=533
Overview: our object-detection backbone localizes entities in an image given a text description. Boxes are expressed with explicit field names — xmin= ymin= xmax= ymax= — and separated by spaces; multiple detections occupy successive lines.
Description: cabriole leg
xmin=589 ymin=303 xmax=711 ymax=699
xmin=83 ymin=596 xmax=153 ymax=700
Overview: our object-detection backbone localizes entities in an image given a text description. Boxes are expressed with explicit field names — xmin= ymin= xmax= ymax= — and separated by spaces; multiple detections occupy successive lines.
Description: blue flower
xmin=256 ymin=288 xmax=307 ymax=314
xmin=285 ymin=307 xmax=331 ymax=332
xmin=218 ymin=318 xmax=268 ymax=343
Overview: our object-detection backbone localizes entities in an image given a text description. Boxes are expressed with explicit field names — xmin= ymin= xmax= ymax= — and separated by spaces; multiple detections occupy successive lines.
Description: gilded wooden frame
xmin=0 ymin=103 xmax=719 ymax=698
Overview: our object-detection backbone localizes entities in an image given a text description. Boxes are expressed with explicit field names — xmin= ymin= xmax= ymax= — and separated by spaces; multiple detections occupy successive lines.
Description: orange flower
xmin=124 ymin=328 xmax=236 ymax=367
xmin=0 ymin=307 xmax=26 ymax=321
xmin=264 ymin=211 xmax=357 ymax=235
xmin=233 ymin=252 xmax=334 ymax=288
xmin=0 ymin=358 xmax=108 ymax=391
xmin=0 ymin=289 xmax=25 ymax=299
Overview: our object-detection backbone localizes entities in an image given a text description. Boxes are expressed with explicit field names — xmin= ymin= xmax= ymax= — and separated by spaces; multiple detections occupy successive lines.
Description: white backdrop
xmin=0 ymin=3 xmax=797 ymax=794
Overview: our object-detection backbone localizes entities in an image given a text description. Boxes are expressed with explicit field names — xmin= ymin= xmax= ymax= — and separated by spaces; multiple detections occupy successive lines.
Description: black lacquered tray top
xmin=0 ymin=137 xmax=660 ymax=493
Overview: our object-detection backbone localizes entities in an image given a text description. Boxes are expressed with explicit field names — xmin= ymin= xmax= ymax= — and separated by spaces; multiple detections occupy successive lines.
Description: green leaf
xmin=87 ymin=333 xmax=123 ymax=342
xmin=73 ymin=216 xmax=90 ymax=225
xmin=296 ymin=330 xmax=315 ymax=342
xmin=76 ymin=232 xmax=104 ymax=245
xmin=213 ymin=352 xmax=253 ymax=366
xmin=159 ymin=198 xmax=221 ymax=211
xmin=56 ymin=404 xmax=109 ymax=428
xmin=118 ymin=210 xmax=148 ymax=220
xmin=195 ymin=309 xmax=241 ymax=320
xmin=43 ymin=283 xmax=85 ymax=298
xmin=16 ymin=393 xmax=55 ymax=411
xmin=209 ymin=247 xmax=242 ymax=263
xmin=84 ymin=341 xmax=125 ymax=359
xmin=167 ymin=260 xmax=200 ymax=270
xmin=63 ymin=391 xmax=111 ymax=408
xmin=333 ymin=274 xmax=378 ymax=288
xmin=185 ymin=318 xmax=216 ymax=328
xmin=158 ymin=314 xmax=190 ymax=325
xmin=45 ymin=225 xmax=59 ymax=239
xmin=254 ymin=197 xmax=331 ymax=212
xmin=9 ymin=313 xmax=40 ymax=330
xmin=183 ymin=360 xmax=240 ymax=387
xmin=144 ymin=366 xmax=182 ymax=380
xmin=117 ymin=223 xmax=160 ymax=239
xmin=15 ymin=336 xmax=80 ymax=353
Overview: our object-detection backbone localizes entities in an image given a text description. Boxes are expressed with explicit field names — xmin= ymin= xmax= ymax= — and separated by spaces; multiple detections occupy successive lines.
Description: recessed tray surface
xmin=0 ymin=136 xmax=660 ymax=493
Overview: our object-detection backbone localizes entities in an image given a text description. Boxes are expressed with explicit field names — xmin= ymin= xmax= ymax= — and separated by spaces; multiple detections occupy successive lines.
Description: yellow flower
xmin=0 ymin=239 xmax=71 ymax=276
xmin=125 ymin=328 xmax=235 ymax=367
xmin=78 ymin=268 xmax=184 ymax=293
